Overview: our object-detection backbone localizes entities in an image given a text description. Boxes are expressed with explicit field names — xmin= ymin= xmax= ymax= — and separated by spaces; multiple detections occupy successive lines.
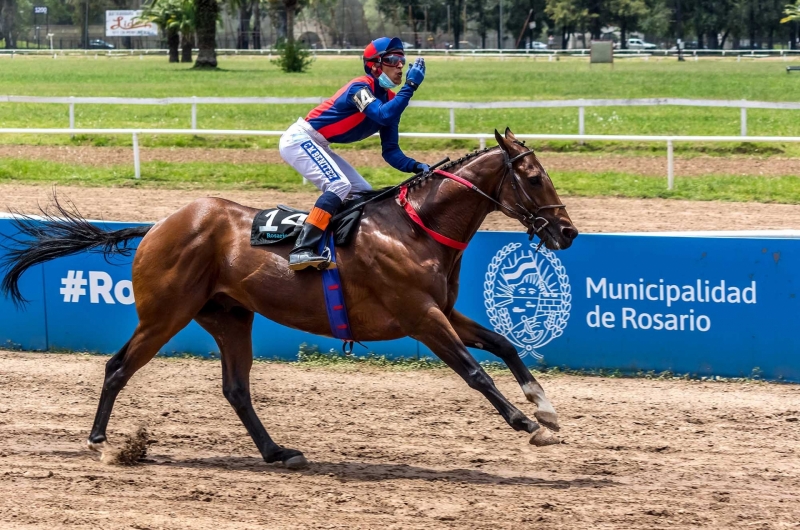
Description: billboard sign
xmin=105 ymin=10 xmax=158 ymax=37
xmin=1 ymin=216 xmax=799 ymax=381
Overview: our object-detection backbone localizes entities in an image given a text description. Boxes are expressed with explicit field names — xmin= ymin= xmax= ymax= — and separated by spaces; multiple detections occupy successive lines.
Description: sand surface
xmin=3 ymin=183 xmax=800 ymax=233
xmin=0 ymin=351 xmax=797 ymax=529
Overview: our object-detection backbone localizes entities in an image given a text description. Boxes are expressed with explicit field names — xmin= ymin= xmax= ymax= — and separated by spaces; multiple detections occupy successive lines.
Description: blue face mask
xmin=378 ymin=72 xmax=398 ymax=89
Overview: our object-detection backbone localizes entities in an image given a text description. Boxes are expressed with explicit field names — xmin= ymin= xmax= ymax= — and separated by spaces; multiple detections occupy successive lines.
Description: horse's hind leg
xmin=88 ymin=313 xmax=193 ymax=449
xmin=449 ymin=310 xmax=560 ymax=432
xmin=194 ymin=301 xmax=308 ymax=470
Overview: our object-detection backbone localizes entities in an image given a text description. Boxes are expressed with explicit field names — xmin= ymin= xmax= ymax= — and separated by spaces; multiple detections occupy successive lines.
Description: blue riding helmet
xmin=363 ymin=37 xmax=404 ymax=75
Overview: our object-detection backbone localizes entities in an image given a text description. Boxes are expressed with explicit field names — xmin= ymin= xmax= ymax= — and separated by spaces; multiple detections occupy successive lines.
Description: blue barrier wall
xmin=1 ymin=217 xmax=798 ymax=381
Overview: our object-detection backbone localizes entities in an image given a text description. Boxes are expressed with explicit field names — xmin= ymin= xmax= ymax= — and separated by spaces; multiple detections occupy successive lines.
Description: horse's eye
xmin=528 ymin=176 xmax=542 ymax=186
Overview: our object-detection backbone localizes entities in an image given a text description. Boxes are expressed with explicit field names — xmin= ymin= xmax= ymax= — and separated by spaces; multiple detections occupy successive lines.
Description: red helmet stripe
xmin=363 ymin=42 xmax=378 ymax=61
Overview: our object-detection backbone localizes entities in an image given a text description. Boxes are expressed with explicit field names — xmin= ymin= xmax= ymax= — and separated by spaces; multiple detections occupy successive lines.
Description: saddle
xmin=249 ymin=200 xmax=367 ymax=346
xmin=250 ymin=203 xmax=363 ymax=248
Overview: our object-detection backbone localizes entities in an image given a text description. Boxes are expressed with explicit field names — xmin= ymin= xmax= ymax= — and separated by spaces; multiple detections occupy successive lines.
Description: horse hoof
xmin=87 ymin=440 xmax=118 ymax=463
xmin=87 ymin=440 xmax=106 ymax=453
xmin=284 ymin=455 xmax=309 ymax=470
xmin=530 ymin=428 xmax=561 ymax=447
xmin=534 ymin=410 xmax=561 ymax=432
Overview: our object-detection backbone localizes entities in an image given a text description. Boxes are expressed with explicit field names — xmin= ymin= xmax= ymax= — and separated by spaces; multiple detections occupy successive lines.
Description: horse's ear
xmin=504 ymin=127 xmax=517 ymax=141
xmin=494 ymin=129 xmax=511 ymax=153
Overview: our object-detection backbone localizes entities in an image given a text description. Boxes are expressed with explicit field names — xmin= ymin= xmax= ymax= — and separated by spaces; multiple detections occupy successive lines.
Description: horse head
xmin=493 ymin=127 xmax=578 ymax=250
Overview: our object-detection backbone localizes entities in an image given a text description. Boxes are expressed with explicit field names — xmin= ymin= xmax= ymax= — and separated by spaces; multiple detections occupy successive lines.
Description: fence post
xmin=449 ymin=108 xmax=455 ymax=134
xmin=667 ymin=139 xmax=674 ymax=190
xmin=740 ymin=102 xmax=747 ymax=136
xmin=69 ymin=96 xmax=75 ymax=135
xmin=192 ymin=96 xmax=198 ymax=130
xmin=578 ymin=102 xmax=585 ymax=144
xmin=479 ymin=137 xmax=486 ymax=149
xmin=133 ymin=132 xmax=141 ymax=179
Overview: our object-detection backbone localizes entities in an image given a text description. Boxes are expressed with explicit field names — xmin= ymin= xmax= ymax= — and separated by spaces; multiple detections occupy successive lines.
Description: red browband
xmin=396 ymin=169 xmax=477 ymax=251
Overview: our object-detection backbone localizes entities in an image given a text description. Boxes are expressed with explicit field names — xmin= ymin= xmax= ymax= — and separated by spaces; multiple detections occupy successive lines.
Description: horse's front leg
xmin=449 ymin=310 xmax=560 ymax=432
xmin=410 ymin=306 xmax=540 ymax=435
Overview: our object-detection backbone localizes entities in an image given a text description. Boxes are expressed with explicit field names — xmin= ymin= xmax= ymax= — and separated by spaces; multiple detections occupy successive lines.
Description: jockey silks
xmin=304 ymin=75 xmax=419 ymax=173
xmin=279 ymin=118 xmax=373 ymax=200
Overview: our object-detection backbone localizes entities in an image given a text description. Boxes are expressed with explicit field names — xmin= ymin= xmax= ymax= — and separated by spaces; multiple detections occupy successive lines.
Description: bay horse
xmin=1 ymin=129 xmax=578 ymax=470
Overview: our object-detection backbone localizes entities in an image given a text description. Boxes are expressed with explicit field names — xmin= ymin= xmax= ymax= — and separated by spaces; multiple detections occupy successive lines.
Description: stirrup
xmin=288 ymin=248 xmax=336 ymax=271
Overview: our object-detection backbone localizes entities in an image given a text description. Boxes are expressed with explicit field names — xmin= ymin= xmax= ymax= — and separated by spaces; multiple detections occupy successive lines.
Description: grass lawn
xmin=1 ymin=56 xmax=800 ymax=155
xmin=3 ymin=158 xmax=799 ymax=204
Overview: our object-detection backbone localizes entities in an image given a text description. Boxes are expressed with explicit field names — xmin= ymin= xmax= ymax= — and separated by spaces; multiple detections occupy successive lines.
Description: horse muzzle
xmin=527 ymin=215 xmax=578 ymax=251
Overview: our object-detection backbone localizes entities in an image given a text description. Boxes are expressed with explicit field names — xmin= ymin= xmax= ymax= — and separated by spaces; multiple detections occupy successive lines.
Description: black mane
xmin=440 ymin=145 xmax=497 ymax=172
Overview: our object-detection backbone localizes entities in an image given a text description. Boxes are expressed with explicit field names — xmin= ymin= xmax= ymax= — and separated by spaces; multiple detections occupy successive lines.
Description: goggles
xmin=380 ymin=54 xmax=406 ymax=67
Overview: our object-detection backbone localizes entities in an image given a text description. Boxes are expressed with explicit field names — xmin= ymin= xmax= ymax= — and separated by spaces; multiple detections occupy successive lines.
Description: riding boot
xmin=288 ymin=222 xmax=333 ymax=270
xmin=289 ymin=191 xmax=342 ymax=271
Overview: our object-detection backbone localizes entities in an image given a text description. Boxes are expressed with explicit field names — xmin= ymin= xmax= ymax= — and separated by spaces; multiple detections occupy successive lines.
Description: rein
xmin=397 ymin=148 xmax=565 ymax=249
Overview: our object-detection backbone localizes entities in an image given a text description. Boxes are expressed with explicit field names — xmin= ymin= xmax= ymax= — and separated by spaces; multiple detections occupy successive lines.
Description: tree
xmin=284 ymin=0 xmax=297 ymax=42
xmin=375 ymin=0 xmax=448 ymax=48
xmin=252 ymin=0 xmax=263 ymax=48
xmin=639 ymin=0 xmax=670 ymax=40
xmin=194 ymin=0 xmax=219 ymax=68
xmin=226 ymin=0 xmax=262 ymax=49
xmin=175 ymin=0 xmax=197 ymax=62
xmin=451 ymin=0 xmax=465 ymax=48
xmin=501 ymin=0 xmax=558 ymax=48
xmin=0 ymin=0 xmax=18 ymax=49
xmin=609 ymin=0 xmax=647 ymax=47
xmin=545 ymin=0 xmax=590 ymax=48
xmin=783 ymin=0 xmax=800 ymax=47
xmin=142 ymin=0 xmax=195 ymax=62
xmin=239 ymin=0 xmax=253 ymax=48
xmin=271 ymin=0 xmax=314 ymax=71
xmin=466 ymin=0 xmax=493 ymax=48
xmin=783 ymin=0 xmax=800 ymax=21
xmin=142 ymin=0 xmax=183 ymax=62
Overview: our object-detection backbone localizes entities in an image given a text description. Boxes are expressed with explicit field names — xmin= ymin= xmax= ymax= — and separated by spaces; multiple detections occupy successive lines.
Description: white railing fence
xmin=1 ymin=47 xmax=800 ymax=59
xmin=3 ymin=96 xmax=800 ymax=136
xmin=2 ymin=127 xmax=799 ymax=190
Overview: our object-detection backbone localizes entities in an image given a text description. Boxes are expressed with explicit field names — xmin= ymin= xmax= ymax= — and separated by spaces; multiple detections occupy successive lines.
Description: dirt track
xmin=0 ymin=351 xmax=797 ymax=529
xmin=2 ymin=152 xmax=800 ymax=529
xmin=5 ymin=183 xmax=800 ymax=233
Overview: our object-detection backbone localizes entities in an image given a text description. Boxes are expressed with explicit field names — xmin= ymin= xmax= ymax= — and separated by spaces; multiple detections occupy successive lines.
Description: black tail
xmin=1 ymin=196 xmax=153 ymax=307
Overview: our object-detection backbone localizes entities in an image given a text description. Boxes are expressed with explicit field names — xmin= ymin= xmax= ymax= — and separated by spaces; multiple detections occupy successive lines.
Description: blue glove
xmin=406 ymin=58 xmax=426 ymax=90
xmin=415 ymin=162 xmax=430 ymax=173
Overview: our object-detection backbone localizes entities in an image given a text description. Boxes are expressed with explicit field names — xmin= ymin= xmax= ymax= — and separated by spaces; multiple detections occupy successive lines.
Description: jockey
xmin=279 ymin=37 xmax=429 ymax=271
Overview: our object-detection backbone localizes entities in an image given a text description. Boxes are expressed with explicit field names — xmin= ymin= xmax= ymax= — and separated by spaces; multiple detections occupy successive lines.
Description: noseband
xmin=497 ymin=148 xmax=565 ymax=241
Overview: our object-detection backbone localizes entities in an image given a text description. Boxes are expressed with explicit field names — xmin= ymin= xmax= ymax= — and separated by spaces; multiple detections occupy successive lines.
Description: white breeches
xmin=279 ymin=118 xmax=373 ymax=201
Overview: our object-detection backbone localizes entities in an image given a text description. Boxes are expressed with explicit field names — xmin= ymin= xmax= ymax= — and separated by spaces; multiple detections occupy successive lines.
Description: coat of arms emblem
xmin=484 ymin=242 xmax=571 ymax=359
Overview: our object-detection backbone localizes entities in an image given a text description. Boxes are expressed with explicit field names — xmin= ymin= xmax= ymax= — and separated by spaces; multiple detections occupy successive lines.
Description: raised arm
xmin=353 ymin=58 xmax=427 ymax=126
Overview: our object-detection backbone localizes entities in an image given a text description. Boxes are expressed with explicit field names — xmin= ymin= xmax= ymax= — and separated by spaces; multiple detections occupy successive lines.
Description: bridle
xmin=395 ymin=146 xmax=566 ymax=250
xmin=430 ymin=147 xmax=565 ymax=240
xmin=495 ymin=147 xmax=566 ymax=241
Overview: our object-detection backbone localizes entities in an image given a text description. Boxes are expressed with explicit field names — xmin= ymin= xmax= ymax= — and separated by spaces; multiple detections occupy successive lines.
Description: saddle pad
xmin=250 ymin=206 xmax=364 ymax=247
xmin=250 ymin=208 xmax=308 ymax=245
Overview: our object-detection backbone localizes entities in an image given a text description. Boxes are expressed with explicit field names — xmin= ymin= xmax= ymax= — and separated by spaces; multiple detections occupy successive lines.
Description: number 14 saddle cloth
xmin=249 ymin=204 xmax=363 ymax=343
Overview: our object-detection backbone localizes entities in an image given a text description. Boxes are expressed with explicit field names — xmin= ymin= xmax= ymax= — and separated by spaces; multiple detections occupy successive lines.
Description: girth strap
xmin=319 ymin=232 xmax=354 ymax=341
